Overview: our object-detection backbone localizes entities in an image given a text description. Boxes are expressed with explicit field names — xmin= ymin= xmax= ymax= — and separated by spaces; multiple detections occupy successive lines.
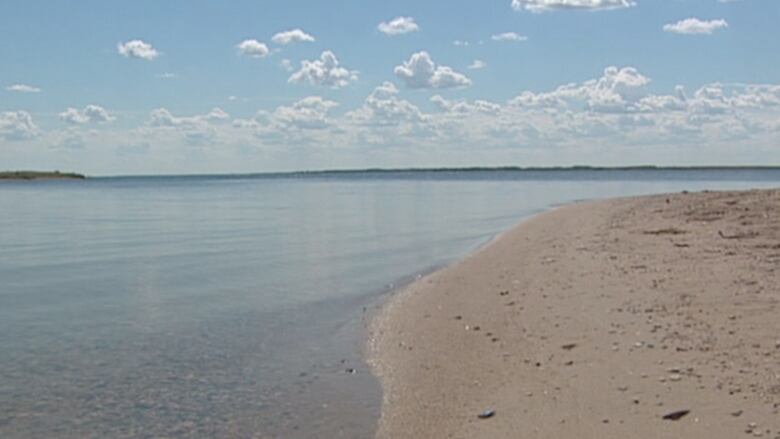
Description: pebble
xmin=662 ymin=409 xmax=691 ymax=421
xmin=478 ymin=409 xmax=496 ymax=419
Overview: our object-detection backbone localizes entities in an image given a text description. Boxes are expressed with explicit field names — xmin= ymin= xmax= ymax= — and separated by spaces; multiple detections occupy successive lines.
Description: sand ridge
xmin=369 ymin=189 xmax=780 ymax=438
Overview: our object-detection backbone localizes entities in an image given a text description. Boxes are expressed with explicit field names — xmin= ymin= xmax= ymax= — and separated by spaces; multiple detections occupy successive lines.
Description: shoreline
xmin=368 ymin=189 xmax=780 ymax=438
xmin=0 ymin=171 xmax=85 ymax=180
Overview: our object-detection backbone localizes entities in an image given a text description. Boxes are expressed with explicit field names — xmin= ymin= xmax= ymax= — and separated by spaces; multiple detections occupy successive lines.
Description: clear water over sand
xmin=1 ymin=169 xmax=779 ymax=438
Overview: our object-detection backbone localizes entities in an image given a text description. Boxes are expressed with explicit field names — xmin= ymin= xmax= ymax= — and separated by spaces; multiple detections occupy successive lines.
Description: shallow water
xmin=1 ymin=169 xmax=779 ymax=438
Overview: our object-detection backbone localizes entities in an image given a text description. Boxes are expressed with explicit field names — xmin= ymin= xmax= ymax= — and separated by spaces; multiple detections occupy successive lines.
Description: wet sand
xmin=369 ymin=189 xmax=780 ymax=438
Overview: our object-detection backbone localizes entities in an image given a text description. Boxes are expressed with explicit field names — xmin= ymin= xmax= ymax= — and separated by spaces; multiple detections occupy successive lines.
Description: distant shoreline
xmin=4 ymin=166 xmax=780 ymax=181
xmin=0 ymin=171 xmax=86 ymax=181
xmin=291 ymin=165 xmax=780 ymax=174
xmin=85 ymin=165 xmax=780 ymax=179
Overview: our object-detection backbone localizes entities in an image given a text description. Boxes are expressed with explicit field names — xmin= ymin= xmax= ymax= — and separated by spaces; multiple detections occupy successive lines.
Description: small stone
xmin=662 ymin=409 xmax=690 ymax=421
xmin=669 ymin=374 xmax=682 ymax=382
xmin=478 ymin=409 xmax=496 ymax=419
xmin=731 ymin=410 xmax=743 ymax=417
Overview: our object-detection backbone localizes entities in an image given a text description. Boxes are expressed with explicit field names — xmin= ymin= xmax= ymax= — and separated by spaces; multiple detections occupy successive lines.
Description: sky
xmin=1 ymin=0 xmax=779 ymax=175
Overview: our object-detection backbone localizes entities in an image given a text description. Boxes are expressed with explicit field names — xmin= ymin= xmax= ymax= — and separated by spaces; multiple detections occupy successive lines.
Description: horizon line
xmin=86 ymin=164 xmax=780 ymax=178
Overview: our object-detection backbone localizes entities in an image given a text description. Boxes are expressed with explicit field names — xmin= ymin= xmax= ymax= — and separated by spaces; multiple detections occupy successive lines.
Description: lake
xmin=1 ymin=169 xmax=779 ymax=438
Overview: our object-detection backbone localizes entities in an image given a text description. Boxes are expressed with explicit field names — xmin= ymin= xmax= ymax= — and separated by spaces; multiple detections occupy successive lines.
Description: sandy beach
xmin=369 ymin=189 xmax=780 ymax=438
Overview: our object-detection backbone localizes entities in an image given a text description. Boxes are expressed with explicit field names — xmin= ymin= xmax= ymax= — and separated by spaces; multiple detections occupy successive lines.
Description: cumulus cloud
xmin=271 ymin=29 xmax=315 ymax=45
xmin=378 ymin=17 xmax=420 ymax=35
xmin=511 ymin=0 xmax=636 ymax=13
xmin=347 ymin=82 xmax=424 ymax=127
xmin=11 ymin=64 xmax=778 ymax=168
xmin=663 ymin=18 xmax=729 ymax=35
xmin=491 ymin=32 xmax=528 ymax=42
xmin=430 ymin=95 xmax=501 ymax=115
xmin=272 ymin=96 xmax=339 ymax=130
xmin=117 ymin=40 xmax=159 ymax=60
xmin=59 ymin=105 xmax=115 ymax=125
xmin=232 ymin=96 xmax=341 ymax=145
xmin=468 ymin=60 xmax=487 ymax=70
xmin=236 ymin=39 xmax=270 ymax=58
xmin=49 ymin=128 xmax=99 ymax=150
xmin=0 ymin=111 xmax=39 ymax=141
xmin=394 ymin=51 xmax=472 ymax=89
xmin=6 ymin=84 xmax=41 ymax=93
xmin=288 ymin=51 xmax=358 ymax=88
xmin=149 ymin=107 xmax=229 ymax=127
xmin=508 ymin=66 xmax=650 ymax=112
xmin=147 ymin=107 xmax=230 ymax=145
xmin=229 ymin=71 xmax=780 ymax=156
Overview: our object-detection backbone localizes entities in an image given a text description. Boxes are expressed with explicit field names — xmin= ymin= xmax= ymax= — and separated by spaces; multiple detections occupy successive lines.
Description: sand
xmin=369 ymin=189 xmax=780 ymax=438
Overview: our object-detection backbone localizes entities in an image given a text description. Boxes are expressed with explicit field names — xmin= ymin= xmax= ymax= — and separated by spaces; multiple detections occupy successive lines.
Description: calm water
xmin=1 ymin=169 xmax=779 ymax=438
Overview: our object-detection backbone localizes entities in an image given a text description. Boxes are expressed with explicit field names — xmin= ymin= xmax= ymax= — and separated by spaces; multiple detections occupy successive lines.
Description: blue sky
xmin=1 ymin=0 xmax=779 ymax=175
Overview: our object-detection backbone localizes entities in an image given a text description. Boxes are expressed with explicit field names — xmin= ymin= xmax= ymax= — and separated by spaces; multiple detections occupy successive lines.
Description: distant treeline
xmin=288 ymin=165 xmax=780 ymax=175
xmin=0 ymin=171 xmax=86 ymax=180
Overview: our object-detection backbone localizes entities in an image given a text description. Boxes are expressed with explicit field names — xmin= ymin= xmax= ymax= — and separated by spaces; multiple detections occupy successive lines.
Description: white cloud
xmin=288 ymin=51 xmax=358 ymax=88
xmin=117 ymin=40 xmax=159 ymax=60
xmin=394 ymin=51 xmax=472 ymax=89
xmin=273 ymin=96 xmax=339 ymax=130
xmin=205 ymin=107 xmax=230 ymax=121
xmin=156 ymin=73 xmax=177 ymax=79
xmin=230 ymin=72 xmax=780 ymax=158
xmin=468 ymin=60 xmax=487 ymax=70
xmin=49 ymin=128 xmax=100 ymax=150
xmin=431 ymin=95 xmax=501 ymax=115
xmin=232 ymin=96 xmax=341 ymax=145
xmin=491 ymin=32 xmax=528 ymax=42
xmin=271 ymin=29 xmax=315 ymax=45
xmin=147 ymin=107 xmax=231 ymax=145
xmin=280 ymin=59 xmax=294 ymax=72
xmin=6 ymin=84 xmax=41 ymax=93
xmin=378 ymin=17 xmax=420 ymax=35
xmin=0 ymin=111 xmax=39 ymax=141
xmin=59 ymin=105 xmax=115 ymax=125
xmin=507 ymin=66 xmax=651 ymax=112
xmin=453 ymin=40 xmax=470 ymax=47
xmin=236 ymin=39 xmax=270 ymax=58
xmin=9 ymin=65 xmax=779 ymax=171
xmin=663 ymin=18 xmax=729 ymax=35
xmin=347 ymin=82 xmax=425 ymax=127
xmin=511 ymin=0 xmax=636 ymax=13
xmin=149 ymin=107 xmax=229 ymax=127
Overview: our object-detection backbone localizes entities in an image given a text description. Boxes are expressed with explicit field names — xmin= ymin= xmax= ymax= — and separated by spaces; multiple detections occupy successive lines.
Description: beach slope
xmin=369 ymin=189 xmax=780 ymax=438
